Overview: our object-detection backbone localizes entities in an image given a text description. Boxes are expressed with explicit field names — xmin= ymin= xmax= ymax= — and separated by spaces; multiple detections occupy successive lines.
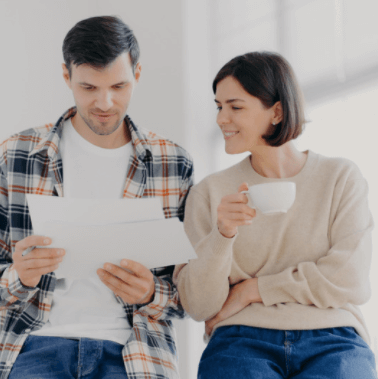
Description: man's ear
xmin=62 ymin=63 xmax=72 ymax=89
xmin=134 ymin=62 xmax=142 ymax=83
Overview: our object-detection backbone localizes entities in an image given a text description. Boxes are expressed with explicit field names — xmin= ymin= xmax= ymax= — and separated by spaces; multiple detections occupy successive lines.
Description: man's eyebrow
xmin=214 ymin=99 xmax=246 ymax=104
xmin=79 ymin=82 xmax=95 ymax=86
xmin=112 ymin=81 xmax=129 ymax=86
xmin=78 ymin=81 xmax=130 ymax=86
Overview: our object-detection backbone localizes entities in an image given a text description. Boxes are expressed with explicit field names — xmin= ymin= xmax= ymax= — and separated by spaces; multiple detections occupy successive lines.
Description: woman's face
xmin=215 ymin=76 xmax=276 ymax=154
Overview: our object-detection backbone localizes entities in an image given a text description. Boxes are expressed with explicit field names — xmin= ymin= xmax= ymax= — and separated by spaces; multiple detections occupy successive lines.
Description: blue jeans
xmin=9 ymin=335 xmax=128 ymax=379
xmin=198 ymin=326 xmax=377 ymax=379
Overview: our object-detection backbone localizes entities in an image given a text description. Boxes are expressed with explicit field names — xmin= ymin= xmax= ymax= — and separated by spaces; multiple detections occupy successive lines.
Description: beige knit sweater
xmin=173 ymin=151 xmax=373 ymax=343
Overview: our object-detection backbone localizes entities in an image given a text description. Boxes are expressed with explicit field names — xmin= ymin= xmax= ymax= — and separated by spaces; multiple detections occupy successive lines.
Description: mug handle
xmin=241 ymin=190 xmax=256 ymax=210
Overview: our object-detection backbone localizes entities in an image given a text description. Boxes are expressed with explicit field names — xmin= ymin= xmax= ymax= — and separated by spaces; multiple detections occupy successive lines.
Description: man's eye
xmin=216 ymin=106 xmax=222 ymax=111
xmin=83 ymin=86 xmax=95 ymax=91
xmin=114 ymin=85 xmax=125 ymax=89
xmin=232 ymin=107 xmax=241 ymax=110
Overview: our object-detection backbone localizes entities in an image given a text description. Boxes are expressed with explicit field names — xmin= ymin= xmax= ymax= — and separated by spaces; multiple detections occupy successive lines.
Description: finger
xmin=99 ymin=278 xmax=135 ymax=304
xmin=13 ymin=236 xmax=52 ymax=261
xmin=98 ymin=269 xmax=141 ymax=300
xmin=23 ymin=257 xmax=63 ymax=270
xmin=14 ymin=236 xmax=52 ymax=254
xmin=24 ymin=248 xmax=65 ymax=261
xmin=227 ymin=203 xmax=256 ymax=217
xmin=223 ymin=210 xmax=255 ymax=221
xmin=222 ymin=193 xmax=249 ymax=204
xmin=101 ymin=263 xmax=143 ymax=288
xmin=238 ymin=182 xmax=249 ymax=193
xmin=119 ymin=259 xmax=152 ymax=279
xmin=27 ymin=263 xmax=60 ymax=277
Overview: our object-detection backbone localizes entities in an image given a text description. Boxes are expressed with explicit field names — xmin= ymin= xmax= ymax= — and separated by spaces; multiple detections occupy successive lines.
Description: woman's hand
xmin=205 ymin=278 xmax=262 ymax=336
xmin=217 ymin=183 xmax=256 ymax=238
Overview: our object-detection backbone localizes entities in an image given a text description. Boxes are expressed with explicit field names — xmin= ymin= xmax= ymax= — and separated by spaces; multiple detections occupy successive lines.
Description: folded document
xmin=26 ymin=195 xmax=197 ymax=280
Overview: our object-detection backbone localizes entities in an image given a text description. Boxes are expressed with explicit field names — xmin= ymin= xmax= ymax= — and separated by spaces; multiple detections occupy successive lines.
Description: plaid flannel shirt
xmin=0 ymin=107 xmax=194 ymax=379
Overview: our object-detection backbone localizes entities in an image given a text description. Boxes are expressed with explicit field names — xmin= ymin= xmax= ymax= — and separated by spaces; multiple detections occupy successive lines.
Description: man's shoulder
xmin=139 ymin=127 xmax=193 ymax=164
xmin=1 ymin=123 xmax=54 ymax=156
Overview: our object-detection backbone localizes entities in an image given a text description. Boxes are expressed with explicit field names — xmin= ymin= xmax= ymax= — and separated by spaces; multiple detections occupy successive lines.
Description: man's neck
xmin=70 ymin=114 xmax=131 ymax=149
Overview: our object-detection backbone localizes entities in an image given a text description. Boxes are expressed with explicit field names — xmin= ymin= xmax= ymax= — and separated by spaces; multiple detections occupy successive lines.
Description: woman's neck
xmin=250 ymin=142 xmax=307 ymax=179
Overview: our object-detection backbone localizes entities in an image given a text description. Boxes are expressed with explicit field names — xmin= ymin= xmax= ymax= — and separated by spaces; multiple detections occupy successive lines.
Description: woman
xmin=173 ymin=52 xmax=377 ymax=378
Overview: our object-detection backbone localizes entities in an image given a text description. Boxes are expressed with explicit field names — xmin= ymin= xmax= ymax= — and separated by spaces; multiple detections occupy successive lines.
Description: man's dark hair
xmin=213 ymin=52 xmax=306 ymax=147
xmin=63 ymin=16 xmax=140 ymax=77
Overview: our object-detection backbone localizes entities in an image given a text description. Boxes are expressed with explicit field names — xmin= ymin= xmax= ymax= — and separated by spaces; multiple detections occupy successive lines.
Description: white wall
xmin=0 ymin=0 xmax=185 ymax=146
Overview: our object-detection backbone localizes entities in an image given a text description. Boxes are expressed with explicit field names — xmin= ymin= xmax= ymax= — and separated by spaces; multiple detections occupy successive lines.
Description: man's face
xmin=63 ymin=53 xmax=141 ymax=136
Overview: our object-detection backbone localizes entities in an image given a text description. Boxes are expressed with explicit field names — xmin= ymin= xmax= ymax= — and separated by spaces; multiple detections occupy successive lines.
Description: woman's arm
xmin=257 ymin=166 xmax=373 ymax=309
xmin=173 ymin=188 xmax=235 ymax=321
xmin=174 ymin=182 xmax=255 ymax=321
xmin=206 ymin=163 xmax=373 ymax=333
xmin=205 ymin=277 xmax=261 ymax=335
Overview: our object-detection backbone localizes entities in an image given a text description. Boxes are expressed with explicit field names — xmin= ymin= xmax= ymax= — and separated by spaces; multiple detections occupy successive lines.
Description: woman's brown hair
xmin=213 ymin=52 xmax=306 ymax=147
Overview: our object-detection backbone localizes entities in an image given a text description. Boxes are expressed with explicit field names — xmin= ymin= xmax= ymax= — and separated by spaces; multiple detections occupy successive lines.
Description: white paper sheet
xmin=25 ymin=195 xmax=197 ymax=279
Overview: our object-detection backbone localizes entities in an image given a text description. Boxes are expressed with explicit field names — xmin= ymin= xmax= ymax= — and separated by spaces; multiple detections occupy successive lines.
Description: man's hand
xmin=13 ymin=235 xmax=65 ymax=288
xmin=205 ymin=278 xmax=262 ymax=336
xmin=217 ymin=183 xmax=256 ymax=238
xmin=97 ymin=259 xmax=155 ymax=305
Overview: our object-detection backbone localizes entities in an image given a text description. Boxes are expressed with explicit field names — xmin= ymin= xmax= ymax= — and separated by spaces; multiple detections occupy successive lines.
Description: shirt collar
xmin=29 ymin=107 xmax=153 ymax=162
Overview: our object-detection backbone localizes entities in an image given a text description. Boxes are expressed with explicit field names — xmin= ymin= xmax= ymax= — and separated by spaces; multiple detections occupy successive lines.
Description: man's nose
xmin=95 ymin=91 xmax=114 ymax=111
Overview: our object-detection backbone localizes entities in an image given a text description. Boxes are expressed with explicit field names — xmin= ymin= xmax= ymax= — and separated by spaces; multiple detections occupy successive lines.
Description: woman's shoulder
xmin=311 ymin=151 xmax=364 ymax=180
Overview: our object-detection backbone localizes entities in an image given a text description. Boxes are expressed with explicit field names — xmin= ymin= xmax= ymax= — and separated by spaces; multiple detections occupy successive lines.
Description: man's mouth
xmin=92 ymin=113 xmax=115 ymax=122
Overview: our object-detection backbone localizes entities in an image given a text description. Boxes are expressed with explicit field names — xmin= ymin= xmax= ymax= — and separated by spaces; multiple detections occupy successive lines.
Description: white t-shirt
xmin=31 ymin=119 xmax=133 ymax=345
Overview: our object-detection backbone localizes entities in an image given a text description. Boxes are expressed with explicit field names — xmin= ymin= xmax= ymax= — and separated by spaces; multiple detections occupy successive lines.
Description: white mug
xmin=242 ymin=182 xmax=296 ymax=215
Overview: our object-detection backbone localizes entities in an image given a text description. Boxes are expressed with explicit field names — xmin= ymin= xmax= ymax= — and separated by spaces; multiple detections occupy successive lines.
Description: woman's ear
xmin=272 ymin=101 xmax=283 ymax=124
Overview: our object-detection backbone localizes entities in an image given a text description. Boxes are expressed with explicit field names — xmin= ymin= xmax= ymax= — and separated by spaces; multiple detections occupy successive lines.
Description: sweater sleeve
xmin=173 ymin=187 xmax=235 ymax=321
xmin=258 ymin=164 xmax=373 ymax=309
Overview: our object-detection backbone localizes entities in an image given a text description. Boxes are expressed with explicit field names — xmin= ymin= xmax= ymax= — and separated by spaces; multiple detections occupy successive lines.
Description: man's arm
xmin=0 ymin=141 xmax=64 ymax=310
xmin=136 ymin=157 xmax=194 ymax=320
xmin=0 ymin=141 xmax=38 ymax=308
xmin=98 ymin=157 xmax=194 ymax=321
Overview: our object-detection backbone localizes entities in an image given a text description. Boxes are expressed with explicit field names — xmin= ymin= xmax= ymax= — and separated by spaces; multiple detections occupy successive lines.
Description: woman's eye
xmin=232 ymin=107 xmax=241 ymax=110
xmin=216 ymin=106 xmax=222 ymax=111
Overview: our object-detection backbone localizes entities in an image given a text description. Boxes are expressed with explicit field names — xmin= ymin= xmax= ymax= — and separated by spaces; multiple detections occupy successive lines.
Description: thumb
xmin=238 ymin=182 xmax=249 ymax=193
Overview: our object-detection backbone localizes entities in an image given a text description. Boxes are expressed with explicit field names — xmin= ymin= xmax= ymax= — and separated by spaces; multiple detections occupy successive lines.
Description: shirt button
xmin=24 ymin=328 xmax=31 ymax=333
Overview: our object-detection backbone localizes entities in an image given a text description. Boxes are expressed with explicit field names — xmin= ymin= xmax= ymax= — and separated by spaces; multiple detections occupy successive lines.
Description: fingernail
xmin=98 ymin=271 xmax=104 ymax=277
xmin=44 ymin=238 xmax=51 ymax=244
xmin=121 ymin=260 xmax=127 ymax=266
xmin=105 ymin=264 xmax=112 ymax=271
xmin=57 ymin=250 xmax=64 ymax=256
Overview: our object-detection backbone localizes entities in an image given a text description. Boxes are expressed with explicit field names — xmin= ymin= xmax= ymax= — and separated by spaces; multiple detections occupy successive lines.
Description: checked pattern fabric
xmin=0 ymin=107 xmax=194 ymax=379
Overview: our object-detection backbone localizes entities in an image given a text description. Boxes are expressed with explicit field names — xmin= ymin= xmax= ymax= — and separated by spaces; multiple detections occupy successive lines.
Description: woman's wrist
xmin=244 ymin=278 xmax=262 ymax=304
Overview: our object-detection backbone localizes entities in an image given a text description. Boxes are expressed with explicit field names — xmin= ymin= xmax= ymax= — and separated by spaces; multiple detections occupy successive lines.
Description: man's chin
xmin=87 ymin=119 xmax=122 ymax=136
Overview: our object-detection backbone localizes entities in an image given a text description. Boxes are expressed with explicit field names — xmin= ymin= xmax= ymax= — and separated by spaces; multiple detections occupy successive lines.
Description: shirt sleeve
xmin=132 ymin=156 xmax=195 ymax=321
xmin=173 ymin=187 xmax=236 ymax=322
xmin=258 ymin=164 xmax=373 ymax=309
xmin=0 ymin=141 xmax=38 ymax=310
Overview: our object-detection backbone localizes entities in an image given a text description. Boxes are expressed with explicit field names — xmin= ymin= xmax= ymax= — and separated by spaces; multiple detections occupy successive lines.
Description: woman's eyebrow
xmin=214 ymin=99 xmax=245 ymax=104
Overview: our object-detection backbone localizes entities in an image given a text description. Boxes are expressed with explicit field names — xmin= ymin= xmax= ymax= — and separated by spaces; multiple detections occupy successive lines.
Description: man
xmin=0 ymin=16 xmax=193 ymax=379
